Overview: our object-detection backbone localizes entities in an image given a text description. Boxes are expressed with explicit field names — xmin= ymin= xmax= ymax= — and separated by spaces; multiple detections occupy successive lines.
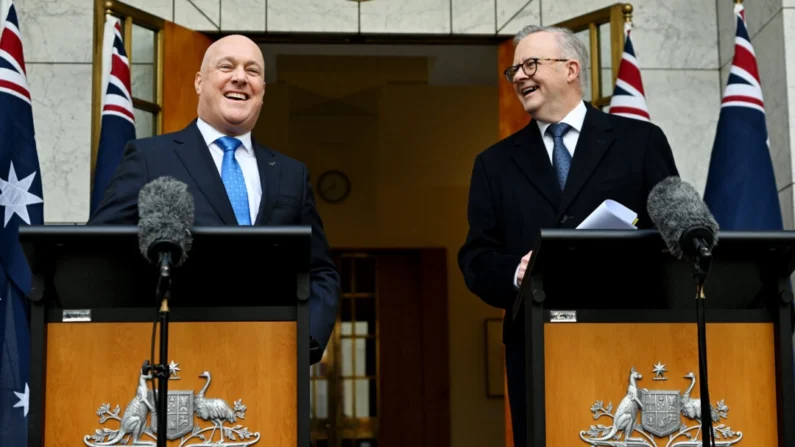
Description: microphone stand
xmin=692 ymin=245 xmax=715 ymax=447
xmin=143 ymin=252 xmax=174 ymax=447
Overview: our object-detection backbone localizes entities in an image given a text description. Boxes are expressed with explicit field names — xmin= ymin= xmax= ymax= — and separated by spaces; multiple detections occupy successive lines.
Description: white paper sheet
xmin=576 ymin=199 xmax=638 ymax=230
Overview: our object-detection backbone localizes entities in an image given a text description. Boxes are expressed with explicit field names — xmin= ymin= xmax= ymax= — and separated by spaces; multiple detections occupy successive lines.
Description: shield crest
xmin=149 ymin=390 xmax=195 ymax=440
xmin=640 ymin=389 xmax=681 ymax=437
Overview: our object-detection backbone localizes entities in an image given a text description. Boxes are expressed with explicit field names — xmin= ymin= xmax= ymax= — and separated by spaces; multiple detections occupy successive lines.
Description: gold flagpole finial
xmin=623 ymin=4 xmax=633 ymax=23
xmin=734 ymin=0 xmax=743 ymax=4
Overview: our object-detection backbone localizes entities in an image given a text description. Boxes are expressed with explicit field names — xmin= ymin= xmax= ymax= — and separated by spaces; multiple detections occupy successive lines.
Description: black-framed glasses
xmin=503 ymin=58 xmax=569 ymax=82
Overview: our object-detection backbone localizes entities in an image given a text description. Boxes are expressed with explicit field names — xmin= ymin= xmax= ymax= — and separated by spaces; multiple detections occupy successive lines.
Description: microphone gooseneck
xmin=647 ymin=176 xmax=719 ymax=447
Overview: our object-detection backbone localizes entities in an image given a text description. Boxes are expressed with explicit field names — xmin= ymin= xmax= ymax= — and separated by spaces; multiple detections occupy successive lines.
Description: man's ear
xmin=567 ymin=60 xmax=580 ymax=84
xmin=194 ymin=71 xmax=202 ymax=94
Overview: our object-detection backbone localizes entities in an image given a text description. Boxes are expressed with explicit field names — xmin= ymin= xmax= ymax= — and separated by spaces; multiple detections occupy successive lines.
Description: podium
xmin=515 ymin=229 xmax=795 ymax=447
xmin=18 ymin=225 xmax=312 ymax=447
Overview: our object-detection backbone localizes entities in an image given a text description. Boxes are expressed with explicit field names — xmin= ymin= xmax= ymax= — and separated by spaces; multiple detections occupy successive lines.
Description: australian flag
xmin=703 ymin=2 xmax=782 ymax=230
xmin=90 ymin=16 xmax=135 ymax=215
xmin=0 ymin=0 xmax=44 ymax=445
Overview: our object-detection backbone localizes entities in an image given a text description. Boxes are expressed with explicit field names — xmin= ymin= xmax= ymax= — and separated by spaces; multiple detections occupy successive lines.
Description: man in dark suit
xmin=89 ymin=34 xmax=339 ymax=362
xmin=458 ymin=25 xmax=678 ymax=445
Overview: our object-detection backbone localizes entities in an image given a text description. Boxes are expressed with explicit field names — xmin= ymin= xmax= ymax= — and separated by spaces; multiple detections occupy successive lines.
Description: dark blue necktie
xmin=215 ymin=136 xmax=251 ymax=225
xmin=547 ymin=122 xmax=572 ymax=190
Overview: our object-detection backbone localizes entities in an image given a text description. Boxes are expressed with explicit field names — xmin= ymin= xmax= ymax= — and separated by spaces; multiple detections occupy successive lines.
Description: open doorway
xmin=248 ymin=43 xmax=500 ymax=447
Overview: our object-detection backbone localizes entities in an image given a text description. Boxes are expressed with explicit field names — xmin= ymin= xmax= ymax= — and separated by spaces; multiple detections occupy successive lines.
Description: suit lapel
xmin=509 ymin=122 xmax=561 ymax=208
xmin=253 ymin=142 xmax=281 ymax=225
xmin=556 ymin=104 xmax=615 ymax=220
xmin=172 ymin=121 xmax=238 ymax=224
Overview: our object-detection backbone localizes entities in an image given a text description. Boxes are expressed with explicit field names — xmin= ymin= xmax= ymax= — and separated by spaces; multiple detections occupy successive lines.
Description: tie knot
xmin=215 ymin=136 xmax=242 ymax=153
xmin=547 ymin=122 xmax=571 ymax=139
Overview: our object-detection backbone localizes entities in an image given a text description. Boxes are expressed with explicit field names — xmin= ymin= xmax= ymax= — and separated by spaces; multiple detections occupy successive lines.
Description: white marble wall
xmin=785 ymin=5 xmax=795 ymax=229
xmin=14 ymin=0 xmax=93 ymax=223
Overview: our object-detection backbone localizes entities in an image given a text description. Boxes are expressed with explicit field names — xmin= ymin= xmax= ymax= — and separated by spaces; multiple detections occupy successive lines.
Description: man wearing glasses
xmin=457 ymin=25 xmax=678 ymax=446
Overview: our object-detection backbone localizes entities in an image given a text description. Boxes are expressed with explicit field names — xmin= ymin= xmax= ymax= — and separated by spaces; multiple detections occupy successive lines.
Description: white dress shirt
xmin=535 ymin=100 xmax=587 ymax=164
xmin=513 ymin=100 xmax=588 ymax=288
xmin=196 ymin=118 xmax=262 ymax=222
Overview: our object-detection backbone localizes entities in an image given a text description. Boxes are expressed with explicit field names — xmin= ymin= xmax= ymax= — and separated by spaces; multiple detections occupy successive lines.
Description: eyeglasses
xmin=503 ymin=58 xmax=569 ymax=82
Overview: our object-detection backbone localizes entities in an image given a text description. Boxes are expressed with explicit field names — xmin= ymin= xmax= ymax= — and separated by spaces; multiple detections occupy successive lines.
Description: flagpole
xmin=622 ymin=4 xmax=632 ymax=38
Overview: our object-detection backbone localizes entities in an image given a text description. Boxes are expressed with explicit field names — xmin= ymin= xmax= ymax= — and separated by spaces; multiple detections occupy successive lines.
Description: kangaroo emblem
xmin=589 ymin=366 xmax=644 ymax=442
xmin=93 ymin=369 xmax=156 ymax=446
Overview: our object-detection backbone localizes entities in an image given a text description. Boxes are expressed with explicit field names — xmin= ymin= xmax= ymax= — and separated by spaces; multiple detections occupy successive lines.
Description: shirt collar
xmin=535 ymin=100 xmax=587 ymax=137
xmin=196 ymin=117 xmax=253 ymax=154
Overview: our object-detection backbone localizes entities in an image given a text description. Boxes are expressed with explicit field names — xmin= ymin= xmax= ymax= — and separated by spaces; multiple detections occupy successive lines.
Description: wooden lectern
xmin=515 ymin=229 xmax=795 ymax=447
xmin=19 ymin=225 xmax=312 ymax=447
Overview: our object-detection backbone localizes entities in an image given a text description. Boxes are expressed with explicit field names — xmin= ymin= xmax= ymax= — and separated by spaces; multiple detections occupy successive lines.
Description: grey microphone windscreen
xmin=137 ymin=176 xmax=194 ymax=265
xmin=647 ymin=176 xmax=719 ymax=259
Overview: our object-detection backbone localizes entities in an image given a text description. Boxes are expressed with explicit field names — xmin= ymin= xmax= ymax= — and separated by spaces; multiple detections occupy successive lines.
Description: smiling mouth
xmin=224 ymin=92 xmax=248 ymax=101
xmin=520 ymin=86 xmax=539 ymax=97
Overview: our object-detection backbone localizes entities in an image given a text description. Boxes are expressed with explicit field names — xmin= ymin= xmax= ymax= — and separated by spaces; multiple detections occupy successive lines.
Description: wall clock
xmin=317 ymin=170 xmax=351 ymax=204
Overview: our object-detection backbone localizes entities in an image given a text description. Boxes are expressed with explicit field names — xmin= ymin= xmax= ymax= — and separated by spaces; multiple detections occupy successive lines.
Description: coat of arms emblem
xmin=578 ymin=364 xmax=742 ymax=446
xmin=82 ymin=362 xmax=260 ymax=446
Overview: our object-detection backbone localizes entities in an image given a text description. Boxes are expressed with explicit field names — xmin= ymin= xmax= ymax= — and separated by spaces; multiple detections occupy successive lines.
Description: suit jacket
xmin=458 ymin=103 xmax=679 ymax=344
xmin=89 ymin=120 xmax=340 ymax=359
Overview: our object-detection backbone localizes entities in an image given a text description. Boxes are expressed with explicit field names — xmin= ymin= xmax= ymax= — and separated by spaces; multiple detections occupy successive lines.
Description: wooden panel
xmin=44 ymin=321 xmax=297 ymax=446
xmin=545 ymin=323 xmax=778 ymax=446
xmin=418 ymin=248 xmax=450 ymax=447
xmin=162 ymin=21 xmax=212 ymax=133
xmin=374 ymin=250 xmax=451 ymax=447
xmin=378 ymin=253 xmax=425 ymax=446
xmin=498 ymin=38 xmax=530 ymax=140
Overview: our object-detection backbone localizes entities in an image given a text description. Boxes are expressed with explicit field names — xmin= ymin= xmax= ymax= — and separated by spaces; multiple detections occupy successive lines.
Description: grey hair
xmin=513 ymin=25 xmax=589 ymax=93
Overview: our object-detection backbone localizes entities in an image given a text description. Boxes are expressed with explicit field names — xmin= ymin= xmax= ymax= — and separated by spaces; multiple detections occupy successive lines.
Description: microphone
xmin=647 ymin=175 xmax=719 ymax=447
xmin=137 ymin=176 xmax=194 ymax=447
xmin=137 ymin=176 xmax=195 ymax=277
xmin=647 ymin=176 xmax=720 ymax=261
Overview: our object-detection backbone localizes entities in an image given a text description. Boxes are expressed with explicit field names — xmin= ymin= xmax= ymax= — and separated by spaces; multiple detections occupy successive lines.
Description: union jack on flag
xmin=703 ymin=2 xmax=782 ymax=230
xmin=608 ymin=22 xmax=650 ymax=122
xmin=0 ymin=0 xmax=43 ymax=445
xmin=90 ymin=16 xmax=135 ymax=215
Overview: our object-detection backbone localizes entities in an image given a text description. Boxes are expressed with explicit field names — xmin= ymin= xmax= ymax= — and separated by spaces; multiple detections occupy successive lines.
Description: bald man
xmin=89 ymin=35 xmax=340 ymax=362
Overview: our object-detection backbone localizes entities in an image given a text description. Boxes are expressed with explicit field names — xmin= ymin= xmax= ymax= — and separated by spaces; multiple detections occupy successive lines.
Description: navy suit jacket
xmin=89 ymin=120 xmax=340 ymax=360
xmin=458 ymin=103 xmax=679 ymax=345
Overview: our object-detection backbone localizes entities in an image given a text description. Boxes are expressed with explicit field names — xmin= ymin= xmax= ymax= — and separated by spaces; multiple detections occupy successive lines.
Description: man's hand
xmin=516 ymin=250 xmax=532 ymax=286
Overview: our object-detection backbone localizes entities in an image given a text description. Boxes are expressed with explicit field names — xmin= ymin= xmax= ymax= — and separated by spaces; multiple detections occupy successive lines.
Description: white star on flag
xmin=14 ymin=383 xmax=29 ymax=417
xmin=0 ymin=161 xmax=42 ymax=227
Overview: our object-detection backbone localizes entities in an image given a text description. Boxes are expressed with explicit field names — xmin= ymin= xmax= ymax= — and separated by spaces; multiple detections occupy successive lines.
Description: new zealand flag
xmin=90 ymin=16 xmax=135 ymax=215
xmin=608 ymin=22 xmax=651 ymax=122
xmin=703 ymin=2 xmax=782 ymax=230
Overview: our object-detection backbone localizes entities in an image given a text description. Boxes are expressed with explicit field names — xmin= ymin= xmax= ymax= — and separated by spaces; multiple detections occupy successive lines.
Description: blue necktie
xmin=548 ymin=122 xmax=572 ymax=190
xmin=215 ymin=136 xmax=251 ymax=225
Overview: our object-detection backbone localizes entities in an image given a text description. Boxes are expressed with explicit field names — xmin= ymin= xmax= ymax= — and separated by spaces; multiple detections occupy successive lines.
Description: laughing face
xmin=195 ymin=35 xmax=266 ymax=136
xmin=511 ymin=31 xmax=580 ymax=122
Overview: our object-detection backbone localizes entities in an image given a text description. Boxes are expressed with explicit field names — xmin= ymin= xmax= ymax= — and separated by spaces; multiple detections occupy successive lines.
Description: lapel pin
xmin=269 ymin=161 xmax=275 ymax=166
